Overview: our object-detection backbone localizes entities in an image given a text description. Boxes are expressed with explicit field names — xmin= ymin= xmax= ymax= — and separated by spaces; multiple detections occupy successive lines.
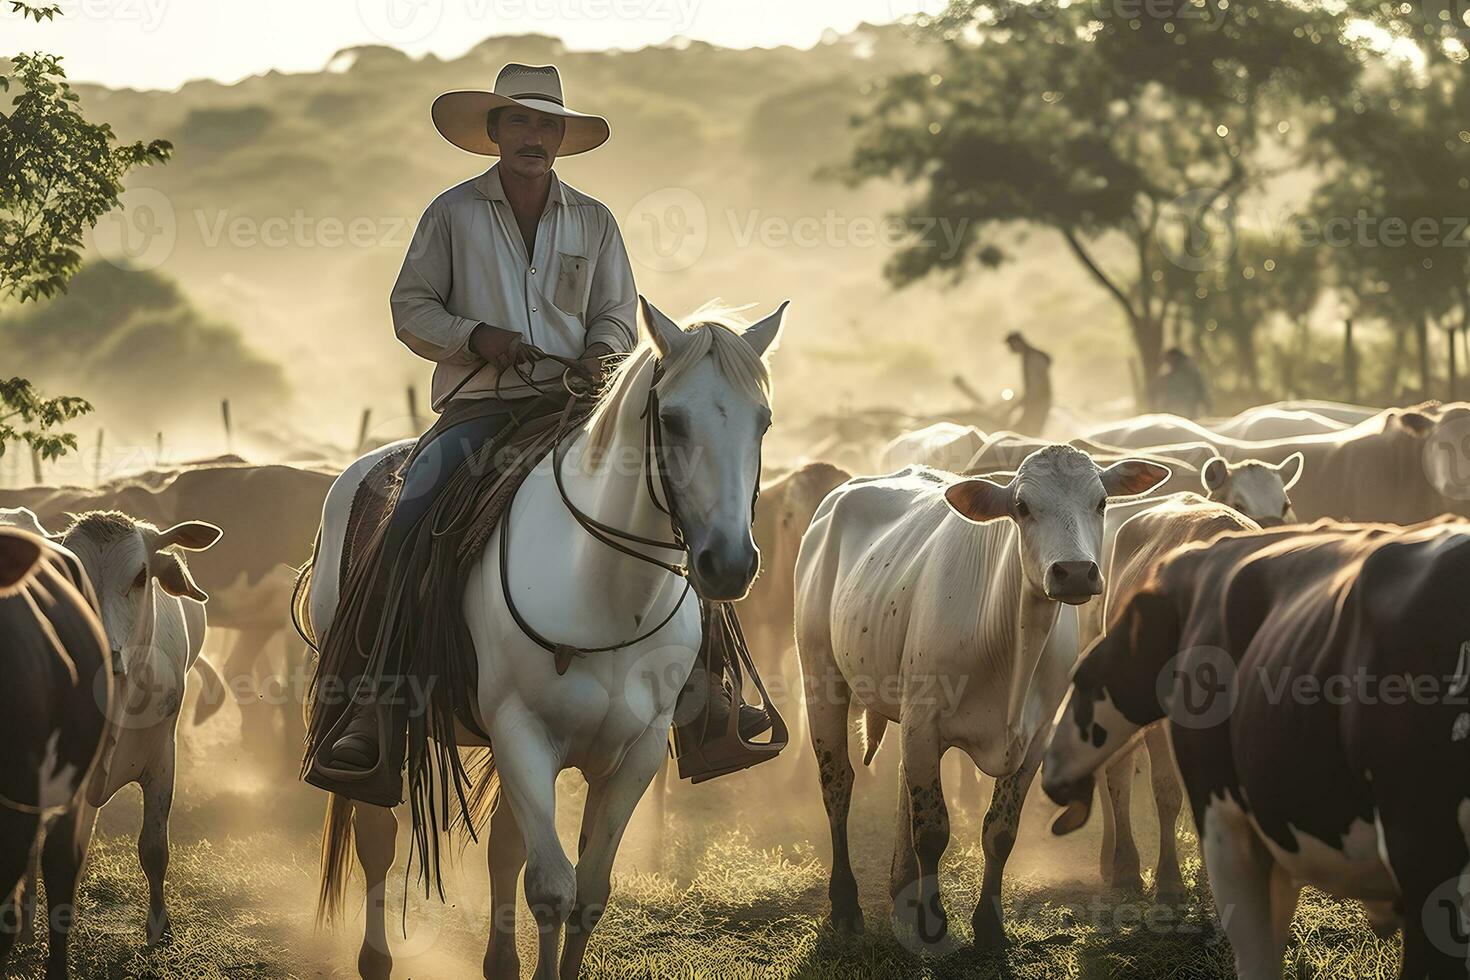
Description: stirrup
xmin=671 ymin=603 xmax=788 ymax=784
xmin=307 ymin=691 xmax=391 ymax=784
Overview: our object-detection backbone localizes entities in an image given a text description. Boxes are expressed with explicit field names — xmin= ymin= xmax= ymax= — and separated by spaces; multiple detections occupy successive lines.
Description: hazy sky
xmin=3 ymin=0 xmax=927 ymax=90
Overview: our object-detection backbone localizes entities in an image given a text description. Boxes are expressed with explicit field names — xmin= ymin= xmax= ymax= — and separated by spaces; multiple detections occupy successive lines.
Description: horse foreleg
xmin=560 ymin=723 xmax=668 ymax=980
xmin=352 ymin=803 xmax=397 ymax=980
xmin=493 ymin=720 xmax=572 ymax=980
xmin=483 ymin=800 xmax=525 ymax=980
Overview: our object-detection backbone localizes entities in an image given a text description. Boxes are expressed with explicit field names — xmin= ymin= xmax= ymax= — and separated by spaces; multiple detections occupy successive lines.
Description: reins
xmin=497 ymin=354 xmax=700 ymax=674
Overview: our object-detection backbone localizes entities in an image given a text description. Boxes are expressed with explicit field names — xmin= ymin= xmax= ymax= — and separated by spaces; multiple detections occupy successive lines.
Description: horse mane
xmin=584 ymin=301 xmax=773 ymax=457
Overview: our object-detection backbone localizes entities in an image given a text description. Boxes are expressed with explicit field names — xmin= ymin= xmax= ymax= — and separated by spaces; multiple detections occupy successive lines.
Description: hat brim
xmin=431 ymin=90 xmax=610 ymax=157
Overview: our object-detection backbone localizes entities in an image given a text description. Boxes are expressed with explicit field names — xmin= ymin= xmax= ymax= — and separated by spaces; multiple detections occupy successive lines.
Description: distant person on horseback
xmin=1004 ymin=331 xmax=1052 ymax=436
xmin=304 ymin=63 xmax=769 ymax=805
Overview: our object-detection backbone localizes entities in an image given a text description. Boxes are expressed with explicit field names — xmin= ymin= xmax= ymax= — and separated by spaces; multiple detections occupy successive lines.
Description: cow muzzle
xmin=1042 ymin=771 xmax=1095 ymax=835
xmin=1044 ymin=560 xmax=1102 ymax=604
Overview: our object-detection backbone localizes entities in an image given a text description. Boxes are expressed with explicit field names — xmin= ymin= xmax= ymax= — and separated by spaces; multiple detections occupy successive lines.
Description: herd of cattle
xmin=1 ymin=396 xmax=1469 ymax=978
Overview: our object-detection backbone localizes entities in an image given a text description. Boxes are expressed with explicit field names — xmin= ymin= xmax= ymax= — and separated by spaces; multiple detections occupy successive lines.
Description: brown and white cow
xmin=1044 ymin=519 xmax=1470 ymax=979
xmin=0 ymin=528 xmax=110 ymax=980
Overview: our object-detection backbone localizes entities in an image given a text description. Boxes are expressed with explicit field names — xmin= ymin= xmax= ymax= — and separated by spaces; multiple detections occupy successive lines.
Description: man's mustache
xmin=517 ymin=148 xmax=548 ymax=158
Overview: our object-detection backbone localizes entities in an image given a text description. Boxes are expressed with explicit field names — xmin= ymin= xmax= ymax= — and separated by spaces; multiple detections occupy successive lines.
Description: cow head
xmin=944 ymin=445 xmax=1171 ymax=604
xmin=1042 ymin=589 xmax=1181 ymax=834
xmin=1202 ymin=453 xmax=1302 ymax=527
xmin=59 ymin=512 xmax=220 ymax=690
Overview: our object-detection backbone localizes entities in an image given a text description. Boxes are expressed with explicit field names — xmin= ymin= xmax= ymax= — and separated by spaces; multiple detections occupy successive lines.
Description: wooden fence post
xmin=1343 ymin=319 xmax=1357 ymax=403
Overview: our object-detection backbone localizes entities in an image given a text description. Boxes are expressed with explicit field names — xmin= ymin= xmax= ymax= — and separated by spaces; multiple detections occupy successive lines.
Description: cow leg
xmin=0 ymin=810 xmax=39 ymax=965
xmin=1380 ymin=805 xmax=1470 ymax=980
xmin=492 ymin=721 xmax=572 ymax=980
xmin=1 ymin=834 xmax=39 ymax=949
xmin=1199 ymin=800 xmax=1290 ymax=980
xmin=893 ymin=715 xmax=948 ymax=947
xmin=139 ymin=742 xmax=176 ymax=945
xmin=1145 ymin=727 xmax=1185 ymax=903
xmin=39 ymin=803 xmax=96 ymax=980
xmin=561 ymin=723 xmax=668 ymax=980
xmin=1099 ymin=748 xmax=1143 ymax=892
xmin=226 ymin=628 xmax=276 ymax=747
xmin=483 ymin=799 xmax=525 ymax=980
xmin=972 ymin=732 xmax=1044 ymax=947
xmin=801 ymin=640 xmax=861 ymax=933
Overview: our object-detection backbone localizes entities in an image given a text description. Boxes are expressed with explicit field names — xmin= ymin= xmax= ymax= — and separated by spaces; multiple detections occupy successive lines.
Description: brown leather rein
xmin=488 ymin=347 xmax=759 ymax=675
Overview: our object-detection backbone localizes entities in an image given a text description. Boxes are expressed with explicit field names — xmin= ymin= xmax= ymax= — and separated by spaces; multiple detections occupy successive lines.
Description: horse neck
xmin=560 ymin=360 xmax=684 ymax=596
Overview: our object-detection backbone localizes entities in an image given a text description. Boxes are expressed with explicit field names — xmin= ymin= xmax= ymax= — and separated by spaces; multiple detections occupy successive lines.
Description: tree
xmin=842 ymin=0 xmax=1360 ymax=392
xmin=0 ymin=1 xmax=172 ymax=465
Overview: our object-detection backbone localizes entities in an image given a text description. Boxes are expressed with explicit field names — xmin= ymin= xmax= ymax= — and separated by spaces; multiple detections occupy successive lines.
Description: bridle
xmin=492 ymin=348 xmax=760 ymax=675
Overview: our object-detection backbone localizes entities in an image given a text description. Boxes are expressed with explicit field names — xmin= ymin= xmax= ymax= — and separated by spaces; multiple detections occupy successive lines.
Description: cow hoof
xmin=147 ymin=912 xmax=174 ymax=947
xmin=828 ymin=904 xmax=865 ymax=935
xmin=971 ymin=905 xmax=1006 ymax=948
xmin=483 ymin=945 xmax=519 ymax=980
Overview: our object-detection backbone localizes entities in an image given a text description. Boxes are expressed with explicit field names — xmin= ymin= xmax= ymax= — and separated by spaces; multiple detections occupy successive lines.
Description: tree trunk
xmin=1343 ymin=318 xmax=1357 ymax=403
xmin=1417 ymin=316 xmax=1431 ymax=399
xmin=1131 ymin=314 xmax=1164 ymax=408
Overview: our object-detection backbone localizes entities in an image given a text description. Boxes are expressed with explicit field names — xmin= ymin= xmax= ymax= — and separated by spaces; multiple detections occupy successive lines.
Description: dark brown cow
xmin=0 ymin=529 xmax=110 ymax=980
xmin=1044 ymin=519 xmax=1470 ymax=979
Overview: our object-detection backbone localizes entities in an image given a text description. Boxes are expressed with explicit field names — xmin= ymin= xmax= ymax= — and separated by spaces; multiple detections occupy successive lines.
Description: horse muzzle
xmin=687 ymin=534 xmax=759 ymax=603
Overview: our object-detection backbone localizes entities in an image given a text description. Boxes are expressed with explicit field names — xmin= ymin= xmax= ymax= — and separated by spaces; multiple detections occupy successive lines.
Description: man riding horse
xmin=303 ymin=63 xmax=770 ymax=805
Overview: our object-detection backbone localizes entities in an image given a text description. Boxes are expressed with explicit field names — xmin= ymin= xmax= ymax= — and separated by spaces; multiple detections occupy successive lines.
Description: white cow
xmin=794 ymin=446 xmax=1168 ymax=946
xmin=0 ymin=509 xmax=220 ymax=946
xmin=878 ymin=422 xmax=987 ymax=473
xmin=1208 ymin=407 xmax=1348 ymax=441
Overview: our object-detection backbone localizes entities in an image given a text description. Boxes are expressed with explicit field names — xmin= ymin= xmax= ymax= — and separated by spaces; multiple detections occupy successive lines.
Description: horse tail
xmin=292 ymin=527 xmax=320 ymax=652
xmin=316 ymin=792 xmax=355 ymax=927
xmin=453 ymin=747 xmax=503 ymax=840
xmin=860 ymin=707 xmax=887 ymax=766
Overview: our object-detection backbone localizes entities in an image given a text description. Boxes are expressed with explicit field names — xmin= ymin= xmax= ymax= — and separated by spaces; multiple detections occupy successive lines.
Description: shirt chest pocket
xmin=551 ymin=252 xmax=589 ymax=318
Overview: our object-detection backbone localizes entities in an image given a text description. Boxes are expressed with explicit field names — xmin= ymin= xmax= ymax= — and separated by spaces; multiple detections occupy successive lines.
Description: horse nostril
xmin=695 ymin=548 xmax=718 ymax=582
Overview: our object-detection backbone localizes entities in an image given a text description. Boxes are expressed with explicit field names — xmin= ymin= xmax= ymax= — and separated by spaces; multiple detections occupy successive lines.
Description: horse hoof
xmin=358 ymin=945 xmax=393 ymax=980
xmin=147 ymin=912 xmax=174 ymax=947
xmin=483 ymin=948 xmax=520 ymax=980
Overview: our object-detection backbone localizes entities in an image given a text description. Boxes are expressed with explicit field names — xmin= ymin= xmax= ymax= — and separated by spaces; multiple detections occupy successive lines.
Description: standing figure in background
xmin=1153 ymin=347 xmax=1211 ymax=418
xmin=1004 ymin=331 xmax=1053 ymax=436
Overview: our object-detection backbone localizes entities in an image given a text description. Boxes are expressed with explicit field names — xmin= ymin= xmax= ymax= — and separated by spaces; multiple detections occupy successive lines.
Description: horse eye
xmin=659 ymin=412 xmax=686 ymax=435
xmin=132 ymin=567 xmax=148 ymax=590
xmin=1016 ymin=499 xmax=1031 ymax=519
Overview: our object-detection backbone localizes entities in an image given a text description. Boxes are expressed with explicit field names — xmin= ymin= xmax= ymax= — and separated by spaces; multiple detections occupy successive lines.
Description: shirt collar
xmin=473 ymin=164 xmax=567 ymax=207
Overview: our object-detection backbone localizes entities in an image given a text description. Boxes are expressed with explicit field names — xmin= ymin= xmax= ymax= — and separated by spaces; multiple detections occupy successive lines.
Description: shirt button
xmin=530 ymin=268 xmax=537 ymax=274
xmin=532 ymin=307 xmax=538 ymax=312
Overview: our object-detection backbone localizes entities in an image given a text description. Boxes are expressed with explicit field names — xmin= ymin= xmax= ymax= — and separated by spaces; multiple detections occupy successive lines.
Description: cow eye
xmin=132 ymin=567 xmax=147 ymax=590
xmin=1015 ymin=499 xmax=1031 ymax=519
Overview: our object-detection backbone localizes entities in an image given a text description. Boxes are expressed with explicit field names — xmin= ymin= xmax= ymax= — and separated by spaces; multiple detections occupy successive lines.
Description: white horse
xmin=304 ymin=297 xmax=788 ymax=980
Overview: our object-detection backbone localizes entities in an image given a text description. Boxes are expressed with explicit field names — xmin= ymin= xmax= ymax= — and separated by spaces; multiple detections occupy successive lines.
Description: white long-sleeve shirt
xmin=391 ymin=165 xmax=638 ymax=410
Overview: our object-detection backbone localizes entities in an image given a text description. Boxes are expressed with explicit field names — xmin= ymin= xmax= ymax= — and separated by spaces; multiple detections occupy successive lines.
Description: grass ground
xmin=1 ymin=688 xmax=1405 ymax=979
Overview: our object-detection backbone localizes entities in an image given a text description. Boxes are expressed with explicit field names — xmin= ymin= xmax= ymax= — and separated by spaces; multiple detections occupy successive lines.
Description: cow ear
xmin=1398 ymin=411 xmax=1436 ymax=437
xmin=1275 ymin=451 xmax=1305 ymax=490
xmin=151 ymin=521 xmax=222 ymax=552
xmin=945 ymin=477 xmax=1012 ymax=524
xmin=151 ymin=550 xmax=208 ymax=602
xmin=0 ymin=529 xmax=43 ymax=591
xmin=1100 ymin=459 xmax=1171 ymax=499
xmin=1201 ymin=456 xmax=1229 ymax=493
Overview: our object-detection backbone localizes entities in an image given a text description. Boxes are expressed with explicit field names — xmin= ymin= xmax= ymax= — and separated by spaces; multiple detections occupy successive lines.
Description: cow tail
xmin=292 ymin=528 xmax=320 ymax=652
xmin=860 ymin=707 xmax=887 ymax=766
xmin=316 ymin=792 xmax=355 ymax=927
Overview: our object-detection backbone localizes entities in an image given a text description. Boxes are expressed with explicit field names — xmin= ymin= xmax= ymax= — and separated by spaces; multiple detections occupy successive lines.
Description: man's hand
xmin=573 ymin=342 xmax=615 ymax=384
xmin=471 ymin=323 xmax=535 ymax=370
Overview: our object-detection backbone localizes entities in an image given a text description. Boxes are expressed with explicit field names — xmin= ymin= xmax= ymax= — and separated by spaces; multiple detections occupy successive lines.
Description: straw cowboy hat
xmin=431 ymin=63 xmax=610 ymax=156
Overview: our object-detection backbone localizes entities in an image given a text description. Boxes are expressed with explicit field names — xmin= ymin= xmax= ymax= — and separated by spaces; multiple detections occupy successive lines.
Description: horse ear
xmin=638 ymin=296 xmax=685 ymax=359
xmin=743 ymin=300 xmax=789 ymax=359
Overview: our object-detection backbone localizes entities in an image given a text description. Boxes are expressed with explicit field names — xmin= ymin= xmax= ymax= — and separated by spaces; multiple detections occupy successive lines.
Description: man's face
xmin=492 ymin=107 xmax=565 ymax=180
